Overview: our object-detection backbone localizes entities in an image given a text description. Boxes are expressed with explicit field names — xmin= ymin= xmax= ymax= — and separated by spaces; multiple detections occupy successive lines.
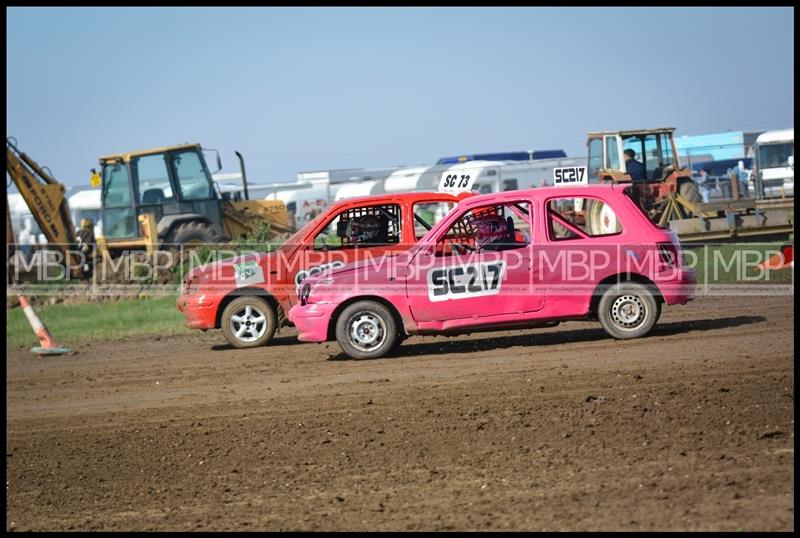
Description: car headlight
xmin=299 ymin=283 xmax=312 ymax=305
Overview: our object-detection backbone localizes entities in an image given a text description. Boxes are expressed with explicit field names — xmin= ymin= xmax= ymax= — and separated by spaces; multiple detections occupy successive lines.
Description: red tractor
xmin=586 ymin=128 xmax=701 ymax=227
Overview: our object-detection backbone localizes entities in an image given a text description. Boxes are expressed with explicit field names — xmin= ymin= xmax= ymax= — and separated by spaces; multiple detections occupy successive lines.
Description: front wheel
xmin=221 ymin=295 xmax=277 ymax=348
xmin=597 ymin=282 xmax=661 ymax=339
xmin=335 ymin=301 xmax=399 ymax=360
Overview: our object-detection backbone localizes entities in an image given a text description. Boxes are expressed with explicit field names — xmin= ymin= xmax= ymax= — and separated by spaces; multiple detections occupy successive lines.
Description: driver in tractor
xmin=623 ymin=149 xmax=647 ymax=181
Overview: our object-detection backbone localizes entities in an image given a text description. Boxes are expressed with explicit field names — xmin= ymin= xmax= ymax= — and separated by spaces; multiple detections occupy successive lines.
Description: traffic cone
xmin=757 ymin=244 xmax=794 ymax=271
xmin=18 ymin=295 xmax=72 ymax=356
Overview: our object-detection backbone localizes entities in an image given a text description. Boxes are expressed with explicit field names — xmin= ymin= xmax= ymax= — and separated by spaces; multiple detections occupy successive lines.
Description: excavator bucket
xmin=6 ymin=139 xmax=89 ymax=280
xmin=222 ymin=199 xmax=294 ymax=241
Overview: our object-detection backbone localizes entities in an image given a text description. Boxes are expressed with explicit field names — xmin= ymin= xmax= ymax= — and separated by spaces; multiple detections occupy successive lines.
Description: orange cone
xmin=18 ymin=295 xmax=72 ymax=356
xmin=757 ymin=244 xmax=794 ymax=271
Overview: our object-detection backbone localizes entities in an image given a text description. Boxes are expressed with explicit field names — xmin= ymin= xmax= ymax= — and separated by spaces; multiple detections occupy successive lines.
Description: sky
xmin=6 ymin=6 xmax=795 ymax=187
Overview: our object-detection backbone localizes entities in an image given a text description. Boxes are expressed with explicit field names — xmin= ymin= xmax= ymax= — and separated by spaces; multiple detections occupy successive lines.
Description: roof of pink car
xmin=457 ymin=183 xmax=627 ymax=209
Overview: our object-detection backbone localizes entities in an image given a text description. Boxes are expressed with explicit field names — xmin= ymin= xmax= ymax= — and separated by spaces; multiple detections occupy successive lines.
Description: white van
xmin=67 ymin=188 xmax=103 ymax=236
xmin=753 ymin=128 xmax=794 ymax=198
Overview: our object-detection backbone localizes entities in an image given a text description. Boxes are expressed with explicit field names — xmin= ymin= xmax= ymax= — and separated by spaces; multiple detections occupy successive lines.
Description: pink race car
xmin=289 ymin=184 xmax=696 ymax=360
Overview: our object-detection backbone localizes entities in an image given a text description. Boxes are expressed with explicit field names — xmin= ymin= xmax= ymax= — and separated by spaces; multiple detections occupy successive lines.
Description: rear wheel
xmin=335 ymin=301 xmax=399 ymax=360
xmin=597 ymin=282 xmax=661 ymax=339
xmin=166 ymin=221 xmax=223 ymax=247
xmin=679 ymin=179 xmax=701 ymax=203
xmin=221 ymin=295 xmax=277 ymax=348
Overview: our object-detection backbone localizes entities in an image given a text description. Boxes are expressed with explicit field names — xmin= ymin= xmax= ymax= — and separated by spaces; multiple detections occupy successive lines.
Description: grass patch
xmin=684 ymin=242 xmax=794 ymax=285
xmin=6 ymin=296 xmax=192 ymax=349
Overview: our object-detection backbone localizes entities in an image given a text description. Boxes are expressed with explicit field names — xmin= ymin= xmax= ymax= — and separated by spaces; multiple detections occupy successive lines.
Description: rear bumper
xmin=288 ymin=302 xmax=337 ymax=342
xmin=177 ymin=293 xmax=219 ymax=330
xmin=656 ymin=268 xmax=696 ymax=305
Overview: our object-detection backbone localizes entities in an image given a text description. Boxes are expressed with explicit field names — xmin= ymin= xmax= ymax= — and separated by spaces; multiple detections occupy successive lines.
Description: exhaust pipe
xmin=235 ymin=150 xmax=250 ymax=201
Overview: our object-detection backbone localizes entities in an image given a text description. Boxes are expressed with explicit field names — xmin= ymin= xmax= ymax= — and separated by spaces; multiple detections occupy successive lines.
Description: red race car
xmin=177 ymin=191 xmax=469 ymax=348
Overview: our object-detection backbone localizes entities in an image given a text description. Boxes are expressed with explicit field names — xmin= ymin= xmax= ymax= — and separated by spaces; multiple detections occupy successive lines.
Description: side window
xmin=102 ymin=162 xmax=135 ymax=238
xmin=503 ymin=178 xmax=518 ymax=191
xmin=436 ymin=201 xmax=531 ymax=256
xmin=173 ymin=150 xmax=213 ymax=201
xmin=135 ymin=154 xmax=174 ymax=205
xmin=588 ymin=138 xmax=603 ymax=180
xmin=313 ymin=204 xmax=400 ymax=250
xmin=659 ymin=133 xmax=675 ymax=168
xmin=624 ymin=134 xmax=659 ymax=180
xmin=475 ymin=183 xmax=493 ymax=194
xmin=102 ymin=163 xmax=131 ymax=207
xmin=605 ymin=136 xmax=620 ymax=170
xmin=413 ymin=201 xmax=457 ymax=240
xmin=547 ymin=197 xmax=622 ymax=240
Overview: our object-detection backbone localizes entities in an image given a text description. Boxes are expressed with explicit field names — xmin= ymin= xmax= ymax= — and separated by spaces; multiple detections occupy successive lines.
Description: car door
xmin=406 ymin=199 xmax=545 ymax=323
xmin=539 ymin=194 xmax=624 ymax=311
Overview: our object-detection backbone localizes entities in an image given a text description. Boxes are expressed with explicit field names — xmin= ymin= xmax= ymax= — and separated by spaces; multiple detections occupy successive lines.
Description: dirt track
xmin=5 ymin=295 xmax=794 ymax=531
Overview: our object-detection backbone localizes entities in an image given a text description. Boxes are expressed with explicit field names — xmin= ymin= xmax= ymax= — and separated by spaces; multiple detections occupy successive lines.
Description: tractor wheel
xmin=586 ymin=199 xmax=622 ymax=236
xmin=678 ymin=180 xmax=701 ymax=204
xmin=166 ymin=221 xmax=222 ymax=248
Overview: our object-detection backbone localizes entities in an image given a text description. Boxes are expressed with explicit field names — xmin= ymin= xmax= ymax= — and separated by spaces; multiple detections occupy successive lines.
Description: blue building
xmin=674 ymin=131 xmax=762 ymax=165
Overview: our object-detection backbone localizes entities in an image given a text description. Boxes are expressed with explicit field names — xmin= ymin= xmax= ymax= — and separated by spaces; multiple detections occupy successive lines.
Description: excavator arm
xmin=6 ymin=138 xmax=92 ymax=280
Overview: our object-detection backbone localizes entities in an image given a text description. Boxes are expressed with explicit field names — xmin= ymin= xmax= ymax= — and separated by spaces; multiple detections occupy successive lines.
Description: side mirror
xmin=788 ymin=155 xmax=794 ymax=168
xmin=216 ymin=154 xmax=222 ymax=173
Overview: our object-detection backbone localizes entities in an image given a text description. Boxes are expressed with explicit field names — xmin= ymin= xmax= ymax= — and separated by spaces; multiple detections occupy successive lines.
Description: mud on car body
xmin=177 ymin=191 xmax=470 ymax=348
xmin=289 ymin=184 xmax=696 ymax=360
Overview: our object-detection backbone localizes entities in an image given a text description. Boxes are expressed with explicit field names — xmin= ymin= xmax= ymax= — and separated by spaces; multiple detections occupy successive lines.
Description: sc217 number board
xmin=553 ymin=166 xmax=588 ymax=187
xmin=427 ymin=260 xmax=505 ymax=302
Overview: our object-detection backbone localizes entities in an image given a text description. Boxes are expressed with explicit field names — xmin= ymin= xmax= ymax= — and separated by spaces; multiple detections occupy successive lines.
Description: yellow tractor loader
xmin=94 ymin=143 xmax=292 ymax=258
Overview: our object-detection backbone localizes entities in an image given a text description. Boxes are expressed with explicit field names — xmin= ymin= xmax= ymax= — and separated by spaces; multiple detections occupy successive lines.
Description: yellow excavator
xmin=7 ymin=138 xmax=292 ymax=281
xmin=6 ymin=137 xmax=94 ymax=280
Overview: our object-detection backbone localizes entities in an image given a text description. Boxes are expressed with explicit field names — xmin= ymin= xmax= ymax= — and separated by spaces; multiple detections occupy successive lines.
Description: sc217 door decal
xmin=427 ymin=260 xmax=506 ymax=302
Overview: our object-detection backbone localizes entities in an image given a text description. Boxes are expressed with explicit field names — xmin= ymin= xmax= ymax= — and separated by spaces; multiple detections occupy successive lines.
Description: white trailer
xmin=333 ymin=179 xmax=385 ymax=202
xmin=383 ymin=165 xmax=448 ymax=193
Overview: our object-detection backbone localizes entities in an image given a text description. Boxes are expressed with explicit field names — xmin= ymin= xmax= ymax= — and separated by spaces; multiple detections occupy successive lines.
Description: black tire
xmin=388 ymin=333 xmax=405 ymax=355
xmin=335 ymin=301 xmax=399 ymax=360
xmin=166 ymin=221 xmax=223 ymax=247
xmin=221 ymin=295 xmax=277 ymax=348
xmin=597 ymin=282 xmax=661 ymax=339
xmin=679 ymin=179 xmax=701 ymax=204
